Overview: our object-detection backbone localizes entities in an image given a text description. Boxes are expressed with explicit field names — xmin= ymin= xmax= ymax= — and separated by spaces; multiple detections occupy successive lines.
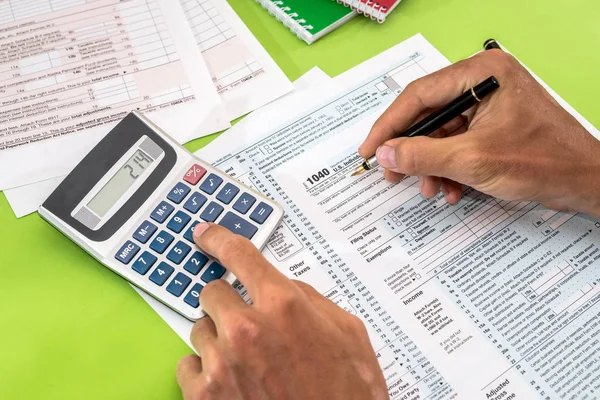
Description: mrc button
xmin=115 ymin=241 xmax=140 ymax=264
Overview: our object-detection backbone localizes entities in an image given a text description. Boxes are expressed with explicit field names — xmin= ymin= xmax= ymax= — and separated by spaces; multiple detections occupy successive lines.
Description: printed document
xmin=0 ymin=0 xmax=226 ymax=190
xmin=180 ymin=0 xmax=293 ymax=122
xmin=139 ymin=34 xmax=600 ymax=399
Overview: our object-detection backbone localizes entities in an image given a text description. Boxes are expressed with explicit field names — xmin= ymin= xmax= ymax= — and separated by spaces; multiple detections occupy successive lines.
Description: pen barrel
xmin=404 ymin=76 xmax=499 ymax=138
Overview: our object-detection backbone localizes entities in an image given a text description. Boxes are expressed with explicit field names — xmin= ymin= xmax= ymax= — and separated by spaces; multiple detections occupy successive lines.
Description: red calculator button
xmin=183 ymin=164 xmax=206 ymax=185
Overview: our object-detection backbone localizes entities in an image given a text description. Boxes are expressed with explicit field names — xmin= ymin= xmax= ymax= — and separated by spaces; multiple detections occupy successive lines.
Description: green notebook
xmin=255 ymin=0 xmax=356 ymax=44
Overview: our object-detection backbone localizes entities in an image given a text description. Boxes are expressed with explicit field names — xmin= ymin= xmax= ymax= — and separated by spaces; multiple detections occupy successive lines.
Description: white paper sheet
xmin=3 ymin=67 xmax=325 ymax=218
xmin=134 ymin=66 xmax=331 ymax=349
xmin=180 ymin=0 xmax=293 ymax=123
xmin=134 ymin=34 xmax=600 ymax=399
xmin=0 ymin=0 xmax=227 ymax=191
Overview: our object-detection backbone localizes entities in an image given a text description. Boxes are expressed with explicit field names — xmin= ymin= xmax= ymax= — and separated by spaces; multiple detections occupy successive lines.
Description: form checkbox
xmin=411 ymin=233 xmax=417 ymax=238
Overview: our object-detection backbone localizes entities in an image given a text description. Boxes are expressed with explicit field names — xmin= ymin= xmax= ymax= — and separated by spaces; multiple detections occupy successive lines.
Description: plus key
xmin=183 ymin=164 xmax=207 ymax=185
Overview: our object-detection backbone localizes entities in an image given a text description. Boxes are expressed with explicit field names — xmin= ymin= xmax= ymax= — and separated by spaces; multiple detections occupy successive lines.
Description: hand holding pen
xmin=355 ymin=40 xmax=600 ymax=218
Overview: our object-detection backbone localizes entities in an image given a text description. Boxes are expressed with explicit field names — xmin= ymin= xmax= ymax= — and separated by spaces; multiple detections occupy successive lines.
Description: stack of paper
xmin=0 ymin=0 xmax=293 ymax=216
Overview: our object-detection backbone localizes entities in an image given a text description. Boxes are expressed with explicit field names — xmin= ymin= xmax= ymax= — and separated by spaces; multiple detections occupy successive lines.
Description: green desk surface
xmin=1 ymin=0 xmax=599 ymax=398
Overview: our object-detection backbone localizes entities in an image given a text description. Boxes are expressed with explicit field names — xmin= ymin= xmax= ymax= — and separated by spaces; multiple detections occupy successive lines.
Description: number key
xmin=132 ymin=251 xmax=157 ymax=275
xmin=149 ymin=262 xmax=174 ymax=286
xmin=183 ymin=251 xmax=209 ymax=275
xmin=184 ymin=221 xmax=201 ymax=243
xmin=167 ymin=182 xmax=191 ymax=204
xmin=166 ymin=273 xmax=192 ymax=297
xmin=167 ymin=210 xmax=191 ymax=233
xmin=149 ymin=230 xmax=174 ymax=254
xmin=184 ymin=283 xmax=204 ymax=308
xmin=166 ymin=241 xmax=191 ymax=265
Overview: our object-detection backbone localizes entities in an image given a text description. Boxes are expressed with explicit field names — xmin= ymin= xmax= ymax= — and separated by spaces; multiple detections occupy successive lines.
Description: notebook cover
xmin=268 ymin=0 xmax=354 ymax=36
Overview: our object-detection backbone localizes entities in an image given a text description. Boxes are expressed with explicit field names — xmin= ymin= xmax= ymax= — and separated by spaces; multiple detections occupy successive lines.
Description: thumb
xmin=376 ymin=135 xmax=471 ymax=182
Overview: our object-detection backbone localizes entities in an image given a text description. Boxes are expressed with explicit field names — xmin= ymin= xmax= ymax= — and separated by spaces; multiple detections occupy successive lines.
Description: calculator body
xmin=39 ymin=112 xmax=283 ymax=321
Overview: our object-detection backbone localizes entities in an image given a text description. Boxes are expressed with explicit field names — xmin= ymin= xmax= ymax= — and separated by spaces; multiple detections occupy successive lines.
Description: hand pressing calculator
xmin=39 ymin=112 xmax=283 ymax=321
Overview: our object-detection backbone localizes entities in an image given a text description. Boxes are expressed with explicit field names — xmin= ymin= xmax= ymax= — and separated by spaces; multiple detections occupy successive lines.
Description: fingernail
xmin=376 ymin=146 xmax=397 ymax=169
xmin=193 ymin=223 xmax=210 ymax=239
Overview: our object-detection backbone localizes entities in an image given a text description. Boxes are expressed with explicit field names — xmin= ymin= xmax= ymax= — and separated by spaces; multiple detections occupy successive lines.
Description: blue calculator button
xmin=184 ymin=283 xmax=204 ymax=308
xmin=200 ymin=202 xmax=224 ymax=222
xmin=250 ymin=202 xmax=274 ymax=225
xmin=132 ymin=220 xmax=157 ymax=244
xmin=167 ymin=210 xmax=191 ymax=233
xmin=150 ymin=201 xmax=174 ymax=223
xmin=166 ymin=273 xmax=192 ymax=297
xmin=184 ymin=221 xmax=201 ymax=243
xmin=218 ymin=212 xmax=258 ymax=240
xmin=149 ymin=262 xmax=174 ymax=286
xmin=166 ymin=241 xmax=191 ymax=265
xmin=183 ymin=192 xmax=207 ymax=214
xmin=199 ymin=173 xmax=223 ymax=195
xmin=183 ymin=251 xmax=209 ymax=275
xmin=167 ymin=182 xmax=191 ymax=204
xmin=232 ymin=193 xmax=256 ymax=214
xmin=132 ymin=252 xmax=157 ymax=275
xmin=216 ymin=183 xmax=240 ymax=204
xmin=149 ymin=230 xmax=174 ymax=254
xmin=115 ymin=241 xmax=140 ymax=264
xmin=201 ymin=261 xmax=226 ymax=283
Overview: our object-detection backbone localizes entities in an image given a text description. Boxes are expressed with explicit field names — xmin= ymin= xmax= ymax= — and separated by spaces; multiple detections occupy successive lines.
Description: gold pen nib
xmin=352 ymin=164 xmax=366 ymax=176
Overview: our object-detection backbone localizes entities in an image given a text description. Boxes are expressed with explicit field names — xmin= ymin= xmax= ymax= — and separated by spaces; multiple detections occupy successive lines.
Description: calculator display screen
xmin=87 ymin=150 xmax=153 ymax=217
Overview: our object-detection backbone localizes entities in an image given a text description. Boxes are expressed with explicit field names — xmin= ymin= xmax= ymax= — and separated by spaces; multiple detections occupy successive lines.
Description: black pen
xmin=352 ymin=76 xmax=500 ymax=176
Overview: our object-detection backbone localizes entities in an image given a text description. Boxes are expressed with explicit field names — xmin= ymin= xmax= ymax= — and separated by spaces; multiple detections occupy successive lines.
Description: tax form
xmin=142 ymin=34 xmax=600 ymax=399
xmin=0 ymin=0 xmax=226 ymax=190
xmin=180 ymin=0 xmax=293 ymax=122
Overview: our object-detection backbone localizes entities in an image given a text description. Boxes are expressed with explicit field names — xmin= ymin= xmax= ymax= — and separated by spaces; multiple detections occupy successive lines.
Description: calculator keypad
xmin=183 ymin=192 xmax=207 ymax=214
xmin=132 ymin=221 xmax=157 ymax=244
xmin=199 ymin=173 xmax=223 ymax=195
xmin=167 ymin=210 xmax=191 ymax=233
xmin=150 ymin=201 xmax=174 ymax=223
xmin=167 ymin=273 xmax=192 ymax=297
xmin=115 ymin=161 xmax=276 ymax=318
xmin=166 ymin=241 xmax=191 ymax=264
xmin=132 ymin=251 xmax=157 ymax=275
xmin=167 ymin=182 xmax=191 ymax=204
xmin=149 ymin=231 xmax=174 ymax=254
xmin=233 ymin=193 xmax=256 ymax=214
xmin=149 ymin=262 xmax=175 ymax=286
xmin=200 ymin=201 xmax=224 ymax=222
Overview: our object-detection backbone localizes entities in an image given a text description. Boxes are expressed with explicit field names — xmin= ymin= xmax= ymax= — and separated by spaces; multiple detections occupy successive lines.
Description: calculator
xmin=39 ymin=112 xmax=283 ymax=321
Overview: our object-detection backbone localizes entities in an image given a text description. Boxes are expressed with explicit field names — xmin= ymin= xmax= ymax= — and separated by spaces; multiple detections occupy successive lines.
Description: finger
xmin=292 ymin=280 xmax=348 ymax=319
xmin=199 ymin=279 xmax=248 ymax=326
xmin=193 ymin=223 xmax=290 ymax=299
xmin=190 ymin=316 xmax=219 ymax=359
xmin=383 ymin=169 xmax=405 ymax=183
xmin=359 ymin=54 xmax=497 ymax=158
xmin=177 ymin=354 xmax=204 ymax=399
xmin=421 ymin=176 xmax=442 ymax=199
xmin=375 ymin=134 xmax=471 ymax=181
xmin=442 ymin=179 xmax=463 ymax=204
